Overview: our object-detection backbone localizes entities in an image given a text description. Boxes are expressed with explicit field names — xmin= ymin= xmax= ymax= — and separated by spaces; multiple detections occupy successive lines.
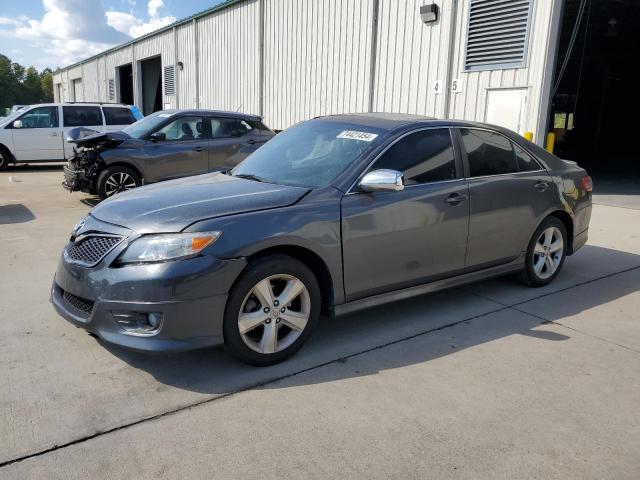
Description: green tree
xmin=0 ymin=54 xmax=55 ymax=111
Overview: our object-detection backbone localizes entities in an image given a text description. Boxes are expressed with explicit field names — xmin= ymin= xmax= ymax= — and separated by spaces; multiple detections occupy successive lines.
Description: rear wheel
xmin=519 ymin=217 xmax=567 ymax=287
xmin=96 ymin=166 xmax=141 ymax=199
xmin=223 ymin=255 xmax=321 ymax=366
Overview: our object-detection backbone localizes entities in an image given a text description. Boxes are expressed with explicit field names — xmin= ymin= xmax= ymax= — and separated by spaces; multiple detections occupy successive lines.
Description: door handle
xmin=534 ymin=180 xmax=550 ymax=191
xmin=445 ymin=192 xmax=467 ymax=205
xmin=246 ymin=139 xmax=259 ymax=145
xmin=49 ymin=132 xmax=58 ymax=137
xmin=192 ymin=146 xmax=205 ymax=152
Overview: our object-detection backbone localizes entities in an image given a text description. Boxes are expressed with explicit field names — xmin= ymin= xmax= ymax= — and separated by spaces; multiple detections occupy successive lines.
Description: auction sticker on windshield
xmin=337 ymin=130 xmax=378 ymax=142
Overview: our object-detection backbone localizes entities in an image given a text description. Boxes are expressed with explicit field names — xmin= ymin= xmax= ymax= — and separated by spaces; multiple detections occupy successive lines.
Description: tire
xmin=96 ymin=165 xmax=141 ymax=200
xmin=519 ymin=216 xmax=568 ymax=287
xmin=0 ymin=147 xmax=10 ymax=171
xmin=223 ymin=254 xmax=321 ymax=366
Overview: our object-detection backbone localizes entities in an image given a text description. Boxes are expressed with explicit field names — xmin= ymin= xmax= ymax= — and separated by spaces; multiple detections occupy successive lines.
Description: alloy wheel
xmin=104 ymin=172 xmax=137 ymax=197
xmin=238 ymin=274 xmax=311 ymax=354
xmin=532 ymin=226 xmax=564 ymax=280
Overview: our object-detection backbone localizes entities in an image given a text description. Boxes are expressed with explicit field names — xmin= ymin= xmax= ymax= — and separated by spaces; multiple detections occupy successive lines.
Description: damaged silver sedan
xmin=63 ymin=109 xmax=275 ymax=199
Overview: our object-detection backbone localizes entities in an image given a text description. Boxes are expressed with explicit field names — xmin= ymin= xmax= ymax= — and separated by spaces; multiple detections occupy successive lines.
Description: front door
xmin=142 ymin=115 xmax=209 ymax=182
xmin=457 ymin=128 xmax=556 ymax=270
xmin=341 ymin=128 xmax=469 ymax=301
xmin=11 ymin=106 xmax=64 ymax=161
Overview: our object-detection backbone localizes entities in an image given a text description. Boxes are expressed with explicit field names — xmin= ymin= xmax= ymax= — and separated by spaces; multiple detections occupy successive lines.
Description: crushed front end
xmin=62 ymin=131 xmax=130 ymax=194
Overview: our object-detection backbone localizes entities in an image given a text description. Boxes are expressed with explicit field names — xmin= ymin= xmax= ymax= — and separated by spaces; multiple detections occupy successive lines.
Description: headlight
xmin=118 ymin=231 xmax=221 ymax=264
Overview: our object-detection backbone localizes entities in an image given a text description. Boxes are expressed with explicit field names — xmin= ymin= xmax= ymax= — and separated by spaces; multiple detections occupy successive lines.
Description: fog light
xmin=112 ymin=311 xmax=163 ymax=336
xmin=147 ymin=312 xmax=162 ymax=329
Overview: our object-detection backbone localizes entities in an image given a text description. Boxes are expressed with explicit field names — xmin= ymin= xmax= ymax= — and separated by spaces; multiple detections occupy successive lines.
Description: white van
xmin=0 ymin=103 xmax=143 ymax=169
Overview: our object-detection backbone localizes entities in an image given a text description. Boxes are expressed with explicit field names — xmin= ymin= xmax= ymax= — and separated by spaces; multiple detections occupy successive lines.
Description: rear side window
xmin=63 ymin=106 xmax=102 ymax=127
xmin=460 ymin=128 xmax=517 ymax=177
xmin=103 ymin=107 xmax=136 ymax=126
xmin=18 ymin=106 xmax=59 ymax=128
xmin=514 ymin=143 xmax=541 ymax=172
xmin=209 ymin=118 xmax=253 ymax=138
xmin=373 ymin=128 xmax=457 ymax=185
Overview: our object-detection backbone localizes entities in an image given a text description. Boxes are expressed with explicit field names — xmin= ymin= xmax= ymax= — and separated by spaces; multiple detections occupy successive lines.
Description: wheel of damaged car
xmin=223 ymin=255 xmax=321 ymax=366
xmin=97 ymin=166 xmax=141 ymax=199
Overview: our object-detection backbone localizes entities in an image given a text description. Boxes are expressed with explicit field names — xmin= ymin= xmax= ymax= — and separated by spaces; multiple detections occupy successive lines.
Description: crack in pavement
xmin=2 ymin=264 xmax=640 ymax=469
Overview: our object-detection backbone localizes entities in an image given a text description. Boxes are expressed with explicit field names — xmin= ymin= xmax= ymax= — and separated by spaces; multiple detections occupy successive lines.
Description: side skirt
xmin=333 ymin=256 xmax=525 ymax=317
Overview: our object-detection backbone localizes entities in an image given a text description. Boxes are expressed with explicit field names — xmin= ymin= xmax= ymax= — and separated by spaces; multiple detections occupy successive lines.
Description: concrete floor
xmin=1 ymin=165 xmax=639 ymax=479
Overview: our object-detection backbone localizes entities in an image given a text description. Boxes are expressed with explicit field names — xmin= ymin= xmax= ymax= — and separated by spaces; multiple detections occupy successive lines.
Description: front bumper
xmin=51 ymin=226 xmax=246 ymax=352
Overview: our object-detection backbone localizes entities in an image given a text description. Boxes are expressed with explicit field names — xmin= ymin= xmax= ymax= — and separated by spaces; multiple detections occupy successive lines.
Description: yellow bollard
xmin=523 ymin=131 xmax=534 ymax=142
xmin=545 ymin=132 xmax=555 ymax=153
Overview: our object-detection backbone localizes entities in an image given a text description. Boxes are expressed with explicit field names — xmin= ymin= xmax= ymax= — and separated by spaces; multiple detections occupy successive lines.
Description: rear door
xmin=11 ymin=106 xmax=64 ymax=161
xmin=456 ymin=128 xmax=556 ymax=271
xmin=207 ymin=117 xmax=269 ymax=171
xmin=341 ymin=128 xmax=469 ymax=300
xmin=140 ymin=115 xmax=209 ymax=182
xmin=102 ymin=106 xmax=137 ymax=132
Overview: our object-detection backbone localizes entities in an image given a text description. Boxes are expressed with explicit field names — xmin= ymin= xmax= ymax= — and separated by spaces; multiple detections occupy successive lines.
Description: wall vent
xmin=108 ymin=79 xmax=115 ymax=101
xmin=464 ymin=0 xmax=532 ymax=71
xmin=164 ymin=65 xmax=176 ymax=96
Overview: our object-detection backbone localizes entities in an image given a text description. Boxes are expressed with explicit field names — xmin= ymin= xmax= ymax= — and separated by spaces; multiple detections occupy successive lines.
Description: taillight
xmin=581 ymin=176 xmax=593 ymax=193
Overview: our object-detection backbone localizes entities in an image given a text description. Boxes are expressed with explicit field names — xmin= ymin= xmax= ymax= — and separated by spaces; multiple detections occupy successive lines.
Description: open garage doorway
xmin=550 ymin=0 xmax=640 ymax=176
xmin=117 ymin=64 xmax=134 ymax=106
xmin=140 ymin=56 xmax=162 ymax=116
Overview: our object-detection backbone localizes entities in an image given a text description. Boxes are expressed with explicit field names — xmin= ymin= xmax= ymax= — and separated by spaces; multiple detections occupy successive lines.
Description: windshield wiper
xmin=233 ymin=173 xmax=269 ymax=183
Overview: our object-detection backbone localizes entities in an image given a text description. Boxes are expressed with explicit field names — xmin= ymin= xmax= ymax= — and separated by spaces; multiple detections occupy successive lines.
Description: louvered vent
xmin=464 ymin=0 xmax=532 ymax=71
xmin=164 ymin=65 xmax=175 ymax=96
xmin=108 ymin=79 xmax=115 ymax=101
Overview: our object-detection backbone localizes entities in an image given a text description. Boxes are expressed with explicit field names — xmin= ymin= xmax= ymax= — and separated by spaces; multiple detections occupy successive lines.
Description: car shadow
xmin=3 ymin=162 xmax=65 ymax=172
xmin=103 ymin=244 xmax=639 ymax=395
xmin=0 ymin=203 xmax=35 ymax=224
xmin=80 ymin=197 xmax=101 ymax=207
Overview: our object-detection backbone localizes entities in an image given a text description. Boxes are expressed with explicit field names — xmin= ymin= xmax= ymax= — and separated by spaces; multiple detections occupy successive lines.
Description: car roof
xmin=19 ymin=103 xmax=133 ymax=108
xmin=316 ymin=112 xmax=491 ymax=132
xmin=162 ymin=109 xmax=262 ymax=121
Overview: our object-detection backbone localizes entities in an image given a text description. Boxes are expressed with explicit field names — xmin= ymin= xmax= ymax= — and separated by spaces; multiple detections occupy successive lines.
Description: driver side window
xmin=17 ymin=107 xmax=59 ymax=129
xmin=156 ymin=116 xmax=204 ymax=141
xmin=373 ymin=128 xmax=457 ymax=185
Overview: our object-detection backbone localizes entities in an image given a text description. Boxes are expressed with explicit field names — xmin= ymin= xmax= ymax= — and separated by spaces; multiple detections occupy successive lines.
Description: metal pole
xmin=367 ymin=0 xmax=380 ymax=112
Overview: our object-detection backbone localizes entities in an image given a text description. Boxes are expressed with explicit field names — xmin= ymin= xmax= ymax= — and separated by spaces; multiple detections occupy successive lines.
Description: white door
xmin=485 ymin=89 xmax=527 ymax=134
xmin=11 ymin=106 xmax=64 ymax=161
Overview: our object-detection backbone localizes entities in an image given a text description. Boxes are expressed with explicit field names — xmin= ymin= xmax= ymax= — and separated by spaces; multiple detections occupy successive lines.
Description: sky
xmin=0 ymin=0 xmax=225 ymax=71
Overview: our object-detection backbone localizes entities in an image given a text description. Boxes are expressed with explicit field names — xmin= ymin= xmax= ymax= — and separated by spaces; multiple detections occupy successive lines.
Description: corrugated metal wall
xmin=176 ymin=22 xmax=196 ymax=108
xmin=52 ymin=0 xmax=559 ymax=141
xmin=198 ymin=0 xmax=261 ymax=114
xmin=263 ymin=0 xmax=375 ymax=130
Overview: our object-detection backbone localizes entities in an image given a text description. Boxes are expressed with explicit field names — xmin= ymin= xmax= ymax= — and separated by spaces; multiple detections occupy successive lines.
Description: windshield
xmin=232 ymin=120 xmax=384 ymax=187
xmin=122 ymin=111 xmax=173 ymax=139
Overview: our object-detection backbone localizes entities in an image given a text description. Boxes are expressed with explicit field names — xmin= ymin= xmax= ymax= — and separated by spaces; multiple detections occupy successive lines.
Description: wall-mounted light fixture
xmin=177 ymin=61 xmax=184 ymax=71
xmin=420 ymin=4 xmax=439 ymax=24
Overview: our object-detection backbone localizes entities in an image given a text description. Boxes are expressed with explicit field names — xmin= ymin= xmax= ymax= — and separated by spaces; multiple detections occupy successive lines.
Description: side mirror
xmin=149 ymin=132 xmax=166 ymax=142
xmin=358 ymin=169 xmax=404 ymax=193
xmin=13 ymin=120 xmax=23 ymax=129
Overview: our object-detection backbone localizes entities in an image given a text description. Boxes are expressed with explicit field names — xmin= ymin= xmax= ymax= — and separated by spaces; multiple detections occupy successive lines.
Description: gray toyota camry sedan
xmin=52 ymin=113 xmax=592 ymax=365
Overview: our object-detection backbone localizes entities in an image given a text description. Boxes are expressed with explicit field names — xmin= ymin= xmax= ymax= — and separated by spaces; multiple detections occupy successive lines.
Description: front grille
xmin=66 ymin=234 xmax=123 ymax=266
xmin=62 ymin=290 xmax=94 ymax=316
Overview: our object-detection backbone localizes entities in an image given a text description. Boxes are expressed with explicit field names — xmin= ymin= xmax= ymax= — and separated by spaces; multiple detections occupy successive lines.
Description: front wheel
xmin=96 ymin=166 xmax=141 ymax=200
xmin=223 ymin=255 xmax=321 ymax=366
xmin=519 ymin=217 xmax=567 ymax=287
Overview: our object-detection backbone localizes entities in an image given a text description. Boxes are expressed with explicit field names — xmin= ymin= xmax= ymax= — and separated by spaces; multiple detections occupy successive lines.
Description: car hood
xmin=90 ymin=173 xmax=310 ymax=233
xmin=70 ymin=130 xmax=132 ymax=147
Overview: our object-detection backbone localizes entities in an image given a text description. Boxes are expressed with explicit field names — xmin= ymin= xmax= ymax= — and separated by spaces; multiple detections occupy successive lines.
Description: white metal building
xmin=50 ymin=0 xmax=594 ymax=152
